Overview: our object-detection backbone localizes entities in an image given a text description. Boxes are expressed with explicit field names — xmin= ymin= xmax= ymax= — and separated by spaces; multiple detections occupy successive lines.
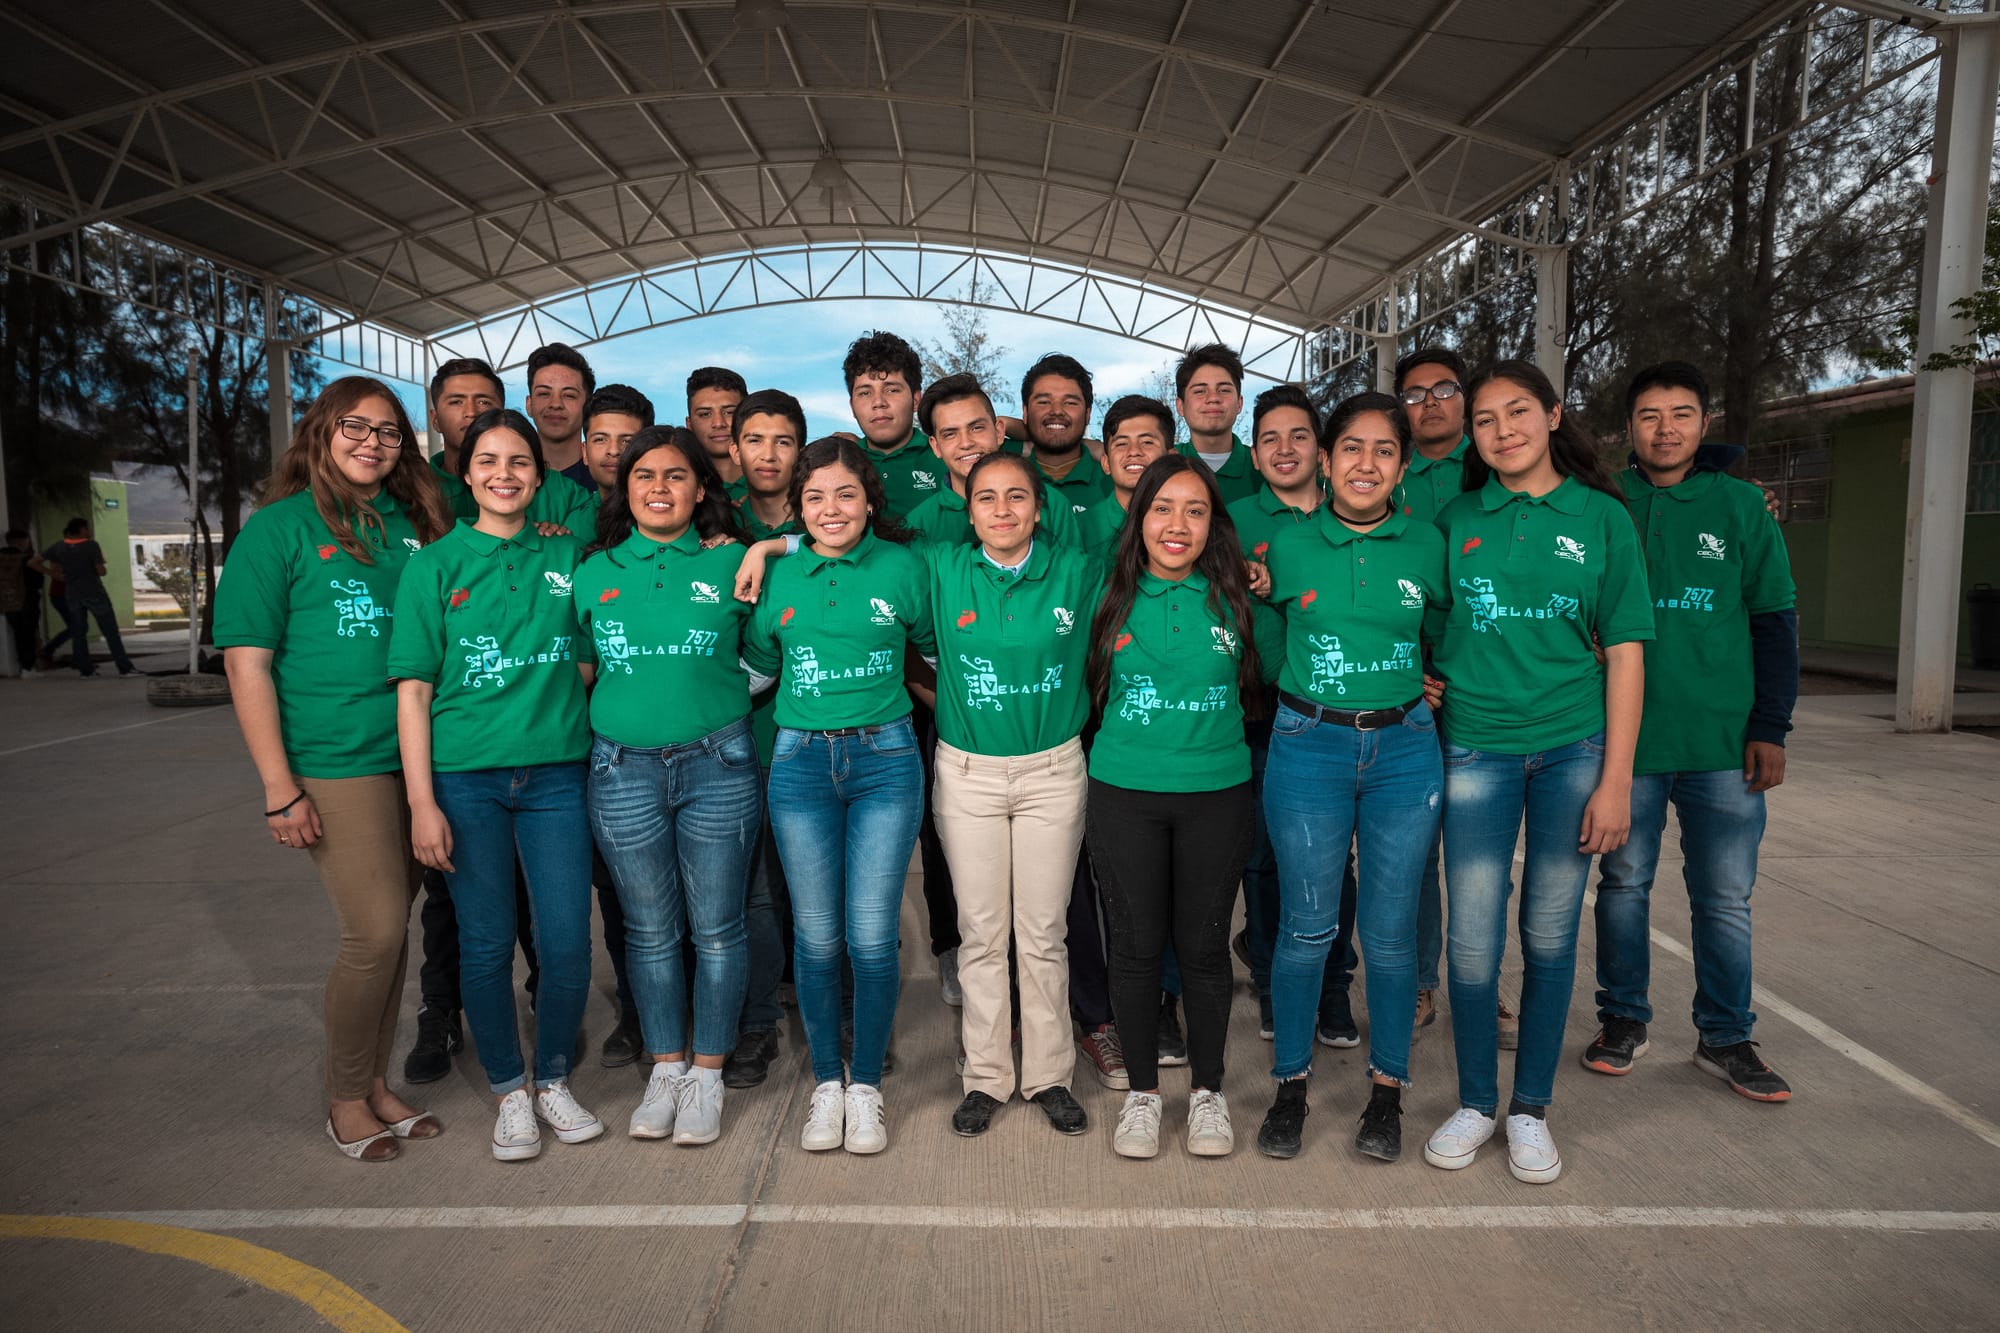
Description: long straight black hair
xmin=586 ymin=426 xmax=746 ymax=559
xmin=1087 ymin=453 xmax=1264 ymax=718
xmin=1460 ymin=360 xmax=1620 ymax=501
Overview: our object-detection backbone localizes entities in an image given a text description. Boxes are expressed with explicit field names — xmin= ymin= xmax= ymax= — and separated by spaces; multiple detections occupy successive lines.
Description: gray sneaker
xmin=673 ymin=1069 xmax=725 ymax=1146
xmin=1113 ymin=1091 xmax=1163 ymax=1159
xmin=629 ymin=1062 xmax=682 ymax=1139
xmin=938 ymin=947 xmax=963 ymax=1007
xmin=1186 ymin=1088 xmax=1235 ymax=1157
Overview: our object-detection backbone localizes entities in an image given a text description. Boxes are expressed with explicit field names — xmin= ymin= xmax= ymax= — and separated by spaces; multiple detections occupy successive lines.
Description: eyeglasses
xmin=1399 ymin=381 xmax=1462 ymax=406
xmin=336 ymin=417 xmax=406 ymax=449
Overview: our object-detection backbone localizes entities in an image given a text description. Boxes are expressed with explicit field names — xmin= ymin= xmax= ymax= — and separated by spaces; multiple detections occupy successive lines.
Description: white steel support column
xmin=1896 ymin=20 xmax=1999 ymax=733
xmin=265 ymin=286 xmax=293 ymax=462
xmin=1371 ymin=282 xmax=1399 ymax=394
xmin=1534 ymin=245 xmax=1570 ymax=397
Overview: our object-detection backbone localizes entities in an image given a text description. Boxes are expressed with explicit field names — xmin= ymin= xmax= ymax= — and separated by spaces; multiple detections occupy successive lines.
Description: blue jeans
xmin=1266 ymin=701 xmax=1442 ymax=1084
xmin=588 ymin=720 xmax=762 ymax=1060
xmin=62 ymin=594 xmax=133 ymax=675
xmin=434 ymin=764 xmax=593 ymax=1094
xmin=766 ymin=717 xmax=924 ymax=1086
xmin=1415 ymin=838 xmax=1443 ymax=990
xmin=1441 ymin=732 xmax=1605 ymax=1116
xmin=1242 ymin=737 xmax=1360 ymax=1008
xmin=1595 ymin=769 xmax=1765 ymax=1046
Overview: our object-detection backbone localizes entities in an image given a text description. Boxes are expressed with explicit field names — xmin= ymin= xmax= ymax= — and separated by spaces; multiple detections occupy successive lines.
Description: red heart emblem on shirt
xmin=1300 ymin=588 xmax=1318 ymax=609
xmin=599 ymin=588 xmax=620 ymax=604
xmin=780 ymin=606 xmax=796 ymax=627
xmin=1461 ymin=536 xmax=1482 ymax=556
xmin=957 ymin=609 xmax=976 ymax=629
xmin=317 ymin=544 xmax=337 ymax=561
xmin=449 ymin=588 xmax=470 ymax=609
xmin=1113 ymin=631 xmax=1133 ymax=652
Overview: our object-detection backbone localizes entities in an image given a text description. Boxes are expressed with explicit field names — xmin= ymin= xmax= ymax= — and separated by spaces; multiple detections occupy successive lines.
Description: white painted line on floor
xmin=0 ymin=707 xmax=209 ymax=757
xmin=68 ymin=982 xmax=321 ymax=996
xmin=86 ymin=1205 xmax=2000 ymax=1234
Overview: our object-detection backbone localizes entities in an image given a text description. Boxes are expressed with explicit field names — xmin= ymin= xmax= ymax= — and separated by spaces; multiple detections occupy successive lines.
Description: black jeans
xmin=5 ymin=607 xmax=38 ymax=670
xmin=1065 ymin=846 xmax=1114 ymax=1028
xmin=1086 ymin=779 xmax=1254 ymax=1093
xmin=911 ymin=697 xmax=962 ymax=957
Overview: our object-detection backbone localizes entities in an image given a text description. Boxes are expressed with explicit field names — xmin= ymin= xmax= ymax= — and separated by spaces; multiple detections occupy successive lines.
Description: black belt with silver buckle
xmin=1277 ymin=690 xmax=1416 ymax=731
xmin=814 ymin=722 xmax=893 ymax=739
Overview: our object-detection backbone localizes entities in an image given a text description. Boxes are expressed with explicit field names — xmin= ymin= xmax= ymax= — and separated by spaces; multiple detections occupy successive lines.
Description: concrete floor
xmin=0 ymin=681 xmax=1995 ymax=1331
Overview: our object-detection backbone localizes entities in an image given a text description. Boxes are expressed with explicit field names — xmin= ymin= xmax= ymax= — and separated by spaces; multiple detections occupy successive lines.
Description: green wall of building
xmin=33 ymin=476 xmax=134 ymax=638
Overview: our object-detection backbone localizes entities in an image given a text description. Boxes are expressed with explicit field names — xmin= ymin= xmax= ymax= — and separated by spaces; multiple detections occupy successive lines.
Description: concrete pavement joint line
xmin=82 ymin=1206 xmax=2000 ymax=1233
xmin=700 ymin=1055 xmax=807 ymax=1333
xmin=0 ymin=1213 xmax=410 ymax=1332
xmin=62 ymin=982 xmax=323 ymax=995
xmin=0 ymin=707 xmax=208 ymax=757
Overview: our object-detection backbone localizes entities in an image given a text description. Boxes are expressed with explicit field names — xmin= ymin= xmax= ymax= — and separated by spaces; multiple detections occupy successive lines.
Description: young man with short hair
xmin=1392 ymin=347 xmax=1473 ymax=524
xmin=582 ymin=384 xmax=656 ymax=500
xmin=1019 ymin=353 xmax=1109 ymax=515
xmin=525 ymin=342 xmax=596 ymax=484
xmin=1074 ymin=394 xmax=1176 ymax=557
xmin=686 ymin=366 xmax=748 ymax=493
xmin=426 ymin=357 xmax=598 ymax=534
xmin=904 ymin=375 xmax=1079 ymax=549
xmin=730 ymin=388 xmax=805 ymax=542
xmin=1585 ymin=361 xmax=1798 ymax=1102
xmin=844 ymin=330 xmax=949 ymax=521
xmin=1173 ymin=343 xmax=1260 ymax=506
xmin=30 ymin=519 xmax=137 ymax=678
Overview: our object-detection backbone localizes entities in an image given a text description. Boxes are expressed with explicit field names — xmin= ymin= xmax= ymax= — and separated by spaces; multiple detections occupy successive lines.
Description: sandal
xmin=381 ymin=1111 xmax=443 ymax=1140
xmin=325 ymin=1118 xmax=399 ymax=1162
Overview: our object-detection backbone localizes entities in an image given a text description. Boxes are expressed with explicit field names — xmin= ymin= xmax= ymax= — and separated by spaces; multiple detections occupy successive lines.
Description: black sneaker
xmin=1694 ymin=1040 xmax=1792 ymax=1102
xmin=1581 ymin=1017 xmax=1650 ymax=1075
xmin=722 ymin=1029 xmax=779 ymax=1089
xmin=1258 ymin=995 xmax=1274 ymax=1041
xmin=1230 ymin=929 xmax=1254 ymax=973
xmin=1316 ymin=990 xmax=1360 ymax=1048
xmin=1256 ymin=1079 xmax=1310 ymax=1159
xmin=599 ymin=1008 xmax=643 ymax=1068
xmin=402 ymin=1006 xmax=461 ymax=1084
xmin=951 ymin=1090 xmax=1003 ymax=1136
xmin=1354 ymin=1087 xmax=1402 ymax=1162
xmin=1032 ymin=1085 xmax=1089 ymax=1135
xmin=1157 ymin=994 xmax=1189 ymax=1067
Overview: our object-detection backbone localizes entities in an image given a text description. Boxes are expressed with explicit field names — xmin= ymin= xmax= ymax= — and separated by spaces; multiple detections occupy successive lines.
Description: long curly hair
xmin=1087 ymin=453 xmax=1264 ymax=718
xmin=266 ymin=376 xmax=451 ymax=562
xmin=586 ymin=426 xmax=747 ymax=558
xmin=787 ymin=437 xmax=913 ymax=546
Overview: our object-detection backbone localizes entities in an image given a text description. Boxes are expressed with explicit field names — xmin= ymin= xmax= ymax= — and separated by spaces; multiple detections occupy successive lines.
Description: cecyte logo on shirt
xmin=544 ymin=572 xmax=573 ymax=597
xmin=1554 ymin=536 xmax=1586 ymax=564
xmin=331 ymin=579 xmax=388 ymax=638
xmin=402 ymin=538 xmax=422 ymax=552
xmin=912 ymin=473 xmax=939 ymax=491
xmin=1398 ymin=578 xmax=1424 ymax=608
xmin=870 ymin=598 xmax=898 ymax=625
xmin=690 ymin=581 xmax=720 ymax=604
xmin=1051 ymin=607 xmax=1074 ymax=635
xmin=1210 ymin=626 xmax=1239 ymax=656
xmin=1696 ymin=532 xmax=1727 ymax=561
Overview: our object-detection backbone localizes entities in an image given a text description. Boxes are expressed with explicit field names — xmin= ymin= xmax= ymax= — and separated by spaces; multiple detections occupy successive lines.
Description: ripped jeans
xmin=1264 ymin=700 xmax=1442 ymax=1084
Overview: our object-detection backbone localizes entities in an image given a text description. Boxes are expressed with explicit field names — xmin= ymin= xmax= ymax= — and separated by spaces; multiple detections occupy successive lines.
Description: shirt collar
xmin=451 ymin=519 xmax=546 ymax=557
xmin=979 ymin=540 xmax=1044 ymax=581
xmin=1313 ymin=506 xmax=1410 ymax=545
xmin=617 ymin=525 xmax=703 ymax=558
xmin=1408 ymin=435 xmax=1471 ymax=474
xmin=799 ymin=525 xmax=879 ymax=573
xmin=1623 ymin=465 xmax=1719 ymax=502
xmin=861 ymin=428 xmax=929 ymax=460
xmin=1478 ymin=473 xmax=1588 ymax=515
xmin=1138 ymin=568 xmax=1209 ymax=598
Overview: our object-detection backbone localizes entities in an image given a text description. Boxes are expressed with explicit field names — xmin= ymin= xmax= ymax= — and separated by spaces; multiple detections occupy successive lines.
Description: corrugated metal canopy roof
xmin=0 ymin=0 xmax=1849 ymax=338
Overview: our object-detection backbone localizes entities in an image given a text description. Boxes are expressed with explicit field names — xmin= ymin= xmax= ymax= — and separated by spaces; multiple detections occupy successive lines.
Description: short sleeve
xmin=1593 ymin=499 xmax=1656 ymax=647
xmin=385 ymin=555 xmax=446 ymax=684
xmin=740 ymin=585 xmax=781 ymax=677
xmin=900 ymin=551 xmax=937 ymax=658
xmin=1739 ymin=495 xmax=1796 ymax=615
xmin=212 ymin=512 xmax=291 ymax=650
xmin=1249 ymin=598 xmax=1286 ymax=685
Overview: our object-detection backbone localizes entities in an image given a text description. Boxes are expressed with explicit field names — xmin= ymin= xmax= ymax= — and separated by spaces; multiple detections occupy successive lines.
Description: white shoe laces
xmin=846 ymin=1084 xmax=884 ymax=1132
xmin=1507 ymin=1114 xmax=1556 ymax=1156
xmin=807 ymin=1080 xmax=844 ymax=1130
xmin=1091 ymin=1027 xmax=1125 ymax=1063
xmin=537 ymin=1082 xmax=591 ymax=1127
xmin=496 ymin=1092 xmax=535 ymax=1140
xmin=1437 ymin=1107 xmax=1493 ymax=1144
xmin=1188 ymin=1090 xmax=1230 ymax=1138
xmin=1117 ymin=1093 xmax=1161 ymax=1137
xmin=641 ymin=1064 xmax=678 ymax=1108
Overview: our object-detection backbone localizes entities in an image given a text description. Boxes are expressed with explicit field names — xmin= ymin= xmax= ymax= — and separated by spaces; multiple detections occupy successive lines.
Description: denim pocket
xmin=1402 ymin=705 xmax=1437 ymax=734
xmin=1579 ymin=730 xmax=1607 ymax=757
xmin=771 ymin=729 xmax=806 ymax=763
xmin=589 ymin=736 xmax=619 ymax=777
xmin=1442 ymin=740 xmax=1479 ymax=768
xmin=1270 ymin=705 xmax=1312 ymax=737
xmin=713 ymin=727 xmax=758 ymax=769
xmin=866 ymin=720 xmax=917 ymax=757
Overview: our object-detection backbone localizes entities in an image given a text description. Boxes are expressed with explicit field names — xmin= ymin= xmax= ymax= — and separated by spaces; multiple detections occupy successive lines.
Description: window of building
xmin=1969 ymin=411 xmax=2000 ymax=516
xmin=1744 ymin=433 xmax=1832 ymax=522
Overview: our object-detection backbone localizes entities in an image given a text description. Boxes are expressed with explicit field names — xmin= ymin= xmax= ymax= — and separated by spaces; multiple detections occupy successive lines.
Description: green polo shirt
xmin=1620 ymin=468 xmax=1795 ymax=775
xmin=214 ymin=488 xmax=423 ymax=779
xmin=1228 ymin=486 xmax=1319 ymax=562
xmin=1266 ymin=510 xmax=1446 ymax=710
xmin=1074 ymin=495 xmax=1132 ymax=559
xmin=1176 ymin=435 xmax=1261 ymax=506
xmin=859 ymin=429 xmax=947 ymax=522
xmin=741 ymin=528 xmax=935 ymax=730
xmin=387 ymin=522 xmax=593 ymax=771
xmin=928 ymin=542 xmax=1102 ymax=757
xmin=428 ymin=453 xmax=600 ymax=536
xmin=572 ymin=528 xmax=756 ymax=748
xmin=903 ymin=484 xmax=1082 ymax=551
xmin=1394 ymin=436 xmax=1472 ymax=525
xmin=1090 ymin=571 xmax=1284 ymax=792
xmin=736 ymin=500 xmax=799 ymax=544
xmin=725 ymin=475 xmax=750 ymax=504
xmin=1032 ymin=451 xmax=1111 ymax=515
xmin=731 ymin=505 xmax=800 ymax=763
xmin=1432 ymin=476 xmax=1655 ymax=753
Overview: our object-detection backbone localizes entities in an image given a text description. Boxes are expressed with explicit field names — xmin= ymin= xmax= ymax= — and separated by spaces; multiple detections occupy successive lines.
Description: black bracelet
xmin=265 ymin=791 xmax=307 ymax=818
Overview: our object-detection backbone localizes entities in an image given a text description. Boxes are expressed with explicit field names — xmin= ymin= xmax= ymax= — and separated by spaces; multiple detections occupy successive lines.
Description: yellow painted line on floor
xmin=0 ymin=1214 xmax=409 ymax=1333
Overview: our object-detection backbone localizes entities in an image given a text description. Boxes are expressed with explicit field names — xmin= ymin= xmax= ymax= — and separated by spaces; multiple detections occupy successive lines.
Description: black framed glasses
xmin=1399 ymin=381 xmax=1462 ymax=406
xmin=336 ymin=417 xmax=406 ymax=449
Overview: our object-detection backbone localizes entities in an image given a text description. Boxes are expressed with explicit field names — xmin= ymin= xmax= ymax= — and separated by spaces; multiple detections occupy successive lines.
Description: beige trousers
xmin=932 ymin=737 xmax=1087 ymax=1101
xmin=299 ymin=773 xmax=421 ymax=1101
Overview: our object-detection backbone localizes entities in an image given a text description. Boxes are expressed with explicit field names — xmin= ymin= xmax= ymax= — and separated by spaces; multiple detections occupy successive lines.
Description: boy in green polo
xmin=686 ymin=366 xmax=748 ymax=500
xmin=1018 ymin=353 xmax=1110 ymax=517
xmin=1075 ymin=395 xmax=1176 ymax=558
xmin=904 ymin=375 xmax=1080 ymax=550
xmin=1393 ymin=348 xmax=1474 ymax=525
xmin=581 ymin=384 xmax=655 ymax=504
xmin=426 ymin=357 xmax=598 ymax=535
xmin=1586 ymin=361 xmax=1797 ymax=1103
xmin=1172 ymin=343 xmax=1261 ymax=506
xmin=843 ymin=330 xmax=948 ymax=521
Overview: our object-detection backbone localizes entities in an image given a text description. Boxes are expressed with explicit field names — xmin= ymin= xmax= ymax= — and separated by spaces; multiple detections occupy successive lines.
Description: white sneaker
xmin=1186 ymin=1088 xmax=1235 ymax=1157
xmin=844 ymin=1083 xmax=887 ymax=1154
xmin=533 ymin=1080 xmax=605 ymax=1143
xmin=801 ymin=1079 xmax=845 ymax=1151
xmin=938 ymin=947 xmax=963 ymax=1006
xmin=673 ymin=1069 xmax=725 ymax=1146
xmin=1505 ymin=1113 xmax=1563 ymax=1184
xmin=1113 ymin=1091 xmax=1163 ymax=1159
xmin=491 ymin=1089 xmax=541 ymax=1161
xmin=1423 ymin=1107 xmax=1497 ymax=1170
xmin=629 ymin=1062 xmax=683 ymax=1139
